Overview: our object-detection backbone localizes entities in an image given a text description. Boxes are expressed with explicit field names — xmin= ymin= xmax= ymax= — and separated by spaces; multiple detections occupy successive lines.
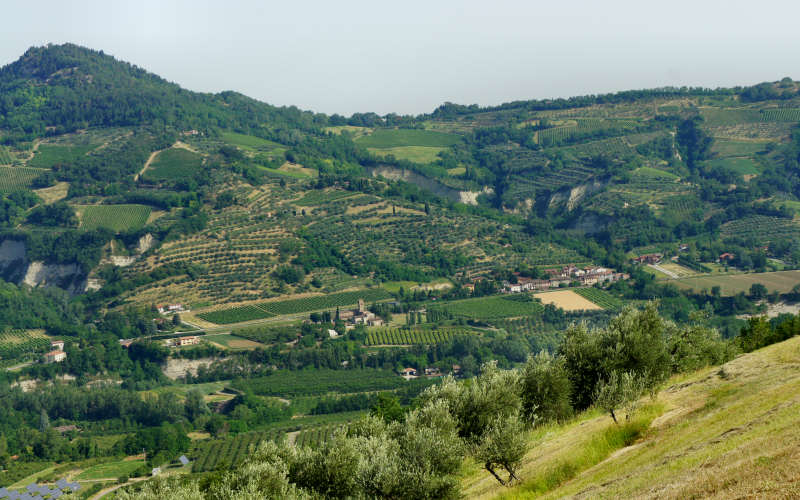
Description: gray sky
xmin=2 ymin=0 xmax=799 ymax=115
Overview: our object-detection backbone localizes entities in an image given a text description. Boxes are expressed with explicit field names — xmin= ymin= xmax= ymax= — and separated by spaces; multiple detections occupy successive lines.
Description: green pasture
xmin=355 ymin=128 xmax=461 ymax=148
xmin=706 ymin=157 xmax=761 ymax=176
xmin=367 ymin=146 xmax=445 ymax=164
xmin=76 ymin=459 xmax=145 ymax=480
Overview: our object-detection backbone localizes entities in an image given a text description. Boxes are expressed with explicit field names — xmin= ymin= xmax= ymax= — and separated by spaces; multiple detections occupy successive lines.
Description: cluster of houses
xmin=164 ymin=335 xmax=200 ymax=348
xmin=42 ymin=340 xmax=66 ymax=364
xmin=630 ymin=249 xmax=737 ymax=267
xmin=500 ymin=265 xmax=628 ymax=294
xmin=400 ymin=364 xmax=460 ymax=379
xmin=0 ymin=479 xmax=81 ymax=499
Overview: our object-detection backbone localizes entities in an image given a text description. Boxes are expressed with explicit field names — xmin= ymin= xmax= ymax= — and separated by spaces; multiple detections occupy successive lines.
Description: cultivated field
xmin=0 ymin=329 xmax=50 ymax=359
xmin=533 ymin=290 xmax=603 ymax=311
xmin=672 ymin=270 xmax=800 ymax=296
xmin=75 ymin=459 xmax=145 ymax=480
xmin=29 ymin=144 xmax=95 ymax=168
xmin=431 ymin=294 xmax=544 ymax=320
xmin=74 ymin=204 xmax=151 ymax=231
xmin=202 ymin=333 xmax=264 ymax=350
xmin=572 ymin=288 xmax=624 ymax=310
xmin=0 ymin=166 xmax=45 ymax=192
xmin=144 ymin=148 xmax=203 ymax=180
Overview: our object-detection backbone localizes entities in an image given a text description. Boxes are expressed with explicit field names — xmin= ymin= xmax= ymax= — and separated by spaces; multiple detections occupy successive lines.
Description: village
xmin=498 ymin=265 xmax=628 ymax=294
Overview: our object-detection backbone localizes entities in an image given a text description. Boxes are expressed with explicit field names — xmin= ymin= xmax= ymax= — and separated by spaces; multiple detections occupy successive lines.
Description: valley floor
xmin=463 ymin=336 xmax=800 ymax=499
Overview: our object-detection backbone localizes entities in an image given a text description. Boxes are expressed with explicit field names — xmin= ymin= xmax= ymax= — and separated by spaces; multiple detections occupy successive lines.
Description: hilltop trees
xmin=676 ymin=117 xmax=712 ymax=171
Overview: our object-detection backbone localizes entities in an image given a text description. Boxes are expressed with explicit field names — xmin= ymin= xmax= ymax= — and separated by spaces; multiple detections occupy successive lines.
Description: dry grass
xmin=533 ymin=290 xmax=603 ymax=311
xmin=464 ymin=335 xmax=800 ymax=499
xmin=33 ymin=181 xmax=69 ymax=204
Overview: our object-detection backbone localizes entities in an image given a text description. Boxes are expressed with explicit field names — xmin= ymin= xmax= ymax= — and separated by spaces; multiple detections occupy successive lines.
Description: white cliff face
xmin=367 ymin=166 xmax=485 ymax=206
xmin=110 ymin=255 xmax=137 ymax=267
xmin=136 ymin=233 xmax=155 ymax=254
xmin=0 ymin=238 xmax=88 ymax=294
xmin=22 ymin=261 xmax=88 ymax=294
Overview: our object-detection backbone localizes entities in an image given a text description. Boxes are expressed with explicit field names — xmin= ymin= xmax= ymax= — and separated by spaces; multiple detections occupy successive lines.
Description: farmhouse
xmin=43 ymin=350 xmax=67 ymax=363
xmin=400 ymin=367 xmax=417 ymax=377
xmin=339 ymin=299 xmax=384 ymax=326
xmin=719 ymin=252 xmax=736 ymax=262
xmin=50 ymin=340 xmax=65 ymax=351
xmin=158 ymin=304 xmax=184 ymax=314
xmin=328 ymin=329 xmax=339 ymax=339
xmin=164 ymin=336 xmax=200 ymax=347
xmin=632 ymin=253 xmax=662 ymax=264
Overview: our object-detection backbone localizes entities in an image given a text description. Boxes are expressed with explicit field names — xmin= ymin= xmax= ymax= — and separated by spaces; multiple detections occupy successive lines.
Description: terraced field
xmin=197 ymin=288 xmax=392 ymax=324
xmin=672 ymin=270 xmax=800 ymax=296
xmin=430 ymin=294 xmax=544 ymax=320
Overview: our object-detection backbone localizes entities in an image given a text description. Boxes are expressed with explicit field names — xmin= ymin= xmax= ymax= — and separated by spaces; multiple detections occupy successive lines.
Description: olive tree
xmin=593 ymin=371 xmax=646 ymax=424
xmin=520 ymin=351 xmax=573 ymax=424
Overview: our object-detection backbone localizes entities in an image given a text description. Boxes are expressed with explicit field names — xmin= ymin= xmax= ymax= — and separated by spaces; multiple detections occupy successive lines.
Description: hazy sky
xmin=2 ymin=0 xmax=799 ymax=115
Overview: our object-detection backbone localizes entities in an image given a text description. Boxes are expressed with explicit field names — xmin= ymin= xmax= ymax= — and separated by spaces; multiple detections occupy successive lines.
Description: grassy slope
xmin=463 ymin=335 xmax=800 ymax=499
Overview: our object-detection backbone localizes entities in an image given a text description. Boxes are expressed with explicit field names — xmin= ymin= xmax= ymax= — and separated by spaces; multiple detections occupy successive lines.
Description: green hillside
xmin=1 ymin=44 xmax=800 ymax=500
xmin=464 ymin=335 xmax=800 ymax=499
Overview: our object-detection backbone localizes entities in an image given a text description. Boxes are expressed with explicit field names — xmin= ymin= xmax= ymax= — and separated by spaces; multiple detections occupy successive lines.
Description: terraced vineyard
xmin=719 ymin=215 xmax=800 ymax=244
xmin=365 ymin=328 xmax=465 ymax=346
xmin=0 ymin=329 xmax=50 ymax=359
xmin=192 ymin=429 xmax=285 ymax=472
xmin=75 ymin=204 xmax=151 ymax=231
xmin=572 ymin=287 xmax=624 ymax=311
xmin=760 ymin=108 xmax=800 ymax=122
xmin=294 ymin=189 xmax=355 ymax=206
xmin=429 ymin=294 xmax=544 ymax=320
xmin=0 ymin=166 xmax=45 ymax=192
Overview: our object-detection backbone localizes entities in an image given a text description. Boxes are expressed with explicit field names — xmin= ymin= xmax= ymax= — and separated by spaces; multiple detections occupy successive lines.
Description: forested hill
xmin=0 ymin=43 xmax=327 ymax=142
